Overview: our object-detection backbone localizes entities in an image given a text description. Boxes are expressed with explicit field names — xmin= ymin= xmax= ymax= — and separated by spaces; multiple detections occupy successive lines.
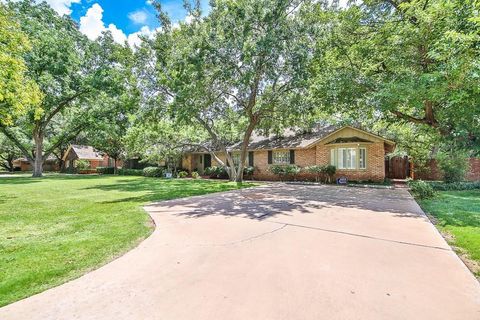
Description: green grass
xmin=0 ymin=175 xmax=254 ymax=307
xmin=419 ymin=190 xmax=480 ymax=275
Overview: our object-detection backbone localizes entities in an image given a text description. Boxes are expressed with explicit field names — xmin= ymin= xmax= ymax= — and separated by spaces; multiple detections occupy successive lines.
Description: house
xmin=62 ymin=145 xmax=120 ymax=171
xmin=181 ymin=125 xmax=396 ymax=182
xmin=13 ymin=156 xmax=59 ymax=172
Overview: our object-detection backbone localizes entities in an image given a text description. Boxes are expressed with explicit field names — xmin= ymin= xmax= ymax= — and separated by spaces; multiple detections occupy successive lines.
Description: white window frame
xmin=330 ymin=146 xmax=367 ymax=170
xmin=272 ymin=150 xmax=290 ymax=165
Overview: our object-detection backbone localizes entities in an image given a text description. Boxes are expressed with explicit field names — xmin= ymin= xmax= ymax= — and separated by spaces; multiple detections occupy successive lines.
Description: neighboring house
xmin=13 ymin=156 xmax=59 ymax=172
xmin=62 ymin=145 xmax=122 ymax=170
xmin=181 ymin=125 xmax=396 ymax=182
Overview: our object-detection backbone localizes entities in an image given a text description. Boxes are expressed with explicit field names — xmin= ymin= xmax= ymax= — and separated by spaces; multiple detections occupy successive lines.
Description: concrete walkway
xmin=1 ymin=184 xmax=480 ymax=319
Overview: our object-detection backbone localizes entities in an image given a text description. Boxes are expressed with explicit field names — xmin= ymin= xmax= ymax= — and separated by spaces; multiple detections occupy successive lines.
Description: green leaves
xmin=0 ymin=4 xmax=42 ymax=126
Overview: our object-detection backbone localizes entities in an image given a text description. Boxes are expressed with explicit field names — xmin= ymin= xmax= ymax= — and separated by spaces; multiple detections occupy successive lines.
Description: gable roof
xmin=63 ymin=145 xmax=104 ymax=161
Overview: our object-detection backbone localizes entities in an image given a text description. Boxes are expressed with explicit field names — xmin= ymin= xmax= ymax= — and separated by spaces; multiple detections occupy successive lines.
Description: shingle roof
xmin=71 ymin=145 xmax=104 ymax=160
xmin=230 ymin=125 xmax=338 ymax=151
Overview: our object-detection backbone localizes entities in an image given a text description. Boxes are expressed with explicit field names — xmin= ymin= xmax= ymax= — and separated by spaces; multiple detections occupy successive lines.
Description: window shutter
xmin=290 ymin=150 xmax=295 ymax=164
xmin=248 ymin=151 xmax=254 ymax=167
xmin=268 ymin=151 xmax=272 ymax=164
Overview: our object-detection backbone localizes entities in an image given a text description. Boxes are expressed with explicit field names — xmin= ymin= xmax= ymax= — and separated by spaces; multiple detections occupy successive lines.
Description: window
xmin=272 ymin=151 xmax=290 ymax=164
xmin=338 ymin=148 xmax=356 ymax=169
xmin=331 ymin=147 xmax=366 ymax=170
xmin=359 ymin=148 xmax=366 ymax=169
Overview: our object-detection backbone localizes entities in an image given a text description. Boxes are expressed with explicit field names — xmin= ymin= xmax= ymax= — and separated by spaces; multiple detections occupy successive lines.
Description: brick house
xmin=13 ymin=156 xmax=59 ymax=172
xmin=62 ymin=145 xmax=121 ymax=171
xmin=181 ymin=126 xmax=396 ymax=182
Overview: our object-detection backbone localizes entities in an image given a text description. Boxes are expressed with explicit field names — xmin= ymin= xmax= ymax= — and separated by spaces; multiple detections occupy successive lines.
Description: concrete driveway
xmin=1 ymin=184 xmax=480 ymax=319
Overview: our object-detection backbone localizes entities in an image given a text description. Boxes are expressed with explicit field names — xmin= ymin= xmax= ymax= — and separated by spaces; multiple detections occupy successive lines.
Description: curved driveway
xmin=1 ymin=184 xmax=480 ymax=319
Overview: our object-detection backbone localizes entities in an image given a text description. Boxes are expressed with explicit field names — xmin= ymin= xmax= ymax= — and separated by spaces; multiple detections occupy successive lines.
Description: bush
xmin=304 ymin=165 xmax=336 ymax=183
xmin=118 ymin=168 xmax=143 ymax=176
xmin=269 ymin=164 xmax=301 ymax=180
xmin=96 ymin=167 xmax=115 ymax=174
xmin=407 ymin=179 xmax=435 ymax=199
xmin=204 ymin=166 xmax=229 ymax=179
xmin=191 ymin=171 xmax=200 ymax=179
xmin=437 ymin=152 xmax=469 ymax=183
xmin=177 ymin=171 xmax=188 ymax=178
xmin=76 ymin=160 xmax=90 ymax=171
xmin=429 ymin=181 xmax=480 ymax=191
xmin=243 ymin=166 xmax=255 ymax=177
xmin=143 ymin=166 xmax=164 ymax=177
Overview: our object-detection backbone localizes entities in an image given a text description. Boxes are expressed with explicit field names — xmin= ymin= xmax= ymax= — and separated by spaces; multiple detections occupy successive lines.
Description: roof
xmin=14 ymin=156 xmax=57 ymax=163
xmin=65 ymin=145 xmax=104 ymax=161
xmin=188 ymin=125 xmax=395 ymax=153
xmin=230 ymin=125 xmax=338 ymax=151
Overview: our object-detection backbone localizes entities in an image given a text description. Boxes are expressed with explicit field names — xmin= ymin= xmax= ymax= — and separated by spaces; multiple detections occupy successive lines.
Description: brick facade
xmin=181 ymin=127 xmax=393 ymax=182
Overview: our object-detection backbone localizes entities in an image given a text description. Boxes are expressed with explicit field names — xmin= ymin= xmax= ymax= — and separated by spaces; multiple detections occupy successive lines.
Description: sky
xmin=15 ymin=0 xmax=210 ymax=47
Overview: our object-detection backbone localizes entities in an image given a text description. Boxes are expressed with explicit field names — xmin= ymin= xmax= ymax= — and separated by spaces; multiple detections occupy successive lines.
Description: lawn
xmin=0 ymin=175 xmax=254 ymax=307
xmin=419 ymin=189 xmax=480 ymax=276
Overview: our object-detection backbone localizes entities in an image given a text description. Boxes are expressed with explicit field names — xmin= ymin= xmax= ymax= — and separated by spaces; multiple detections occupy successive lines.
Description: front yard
xmin=419 ymin=190 xmax=480 ymax=276
xmin=0 ymin=175 xmax=253 ymax=307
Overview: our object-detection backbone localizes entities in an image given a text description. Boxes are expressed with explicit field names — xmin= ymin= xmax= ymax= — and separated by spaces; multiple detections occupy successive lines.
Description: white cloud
xmin=127 ymin=26 xmax=158 ymax=48
xmin=128 ymin=10 xmax=148 ymax=24
xmin=79 ymin=4 xmax=127 ymax=44
xmin=44 ymin=0 xmax=81 ymax=15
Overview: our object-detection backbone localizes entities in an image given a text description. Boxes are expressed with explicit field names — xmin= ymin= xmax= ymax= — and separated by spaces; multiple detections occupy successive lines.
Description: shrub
xmin=191 ymin=171 xmax=200 ymax=179
xmin=437 ymin=152 xmax=469 ymax=183
xmin=304 ymin=165 xmax=336 ymax=183
xmin=204 ymin=166 xmax=229 ymax=179
xmin=76 ymin=160 xmax=90 ymax=171
xmin=429 ymin=181 xmax=480 ymax=191
xmin=407 ymin=179 xmax=435 ymax=199
xmin=118 ymin=168 xmax=143 ymax=176
xmin=96 ymin=167 xmax=115 ymax=174
xmin=269 ymin=164 xmax=301 ymax=180
xmin=177 ymin=171 xmax=188 ymax=178
xmin=243 ymin=166 xmax=255 ymax=177
xmin=143 ymin=166 xmax=164 ymax=177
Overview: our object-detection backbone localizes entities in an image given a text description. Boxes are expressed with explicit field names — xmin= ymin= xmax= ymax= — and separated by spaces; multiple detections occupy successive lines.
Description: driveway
xmin=1 ymin=184 xmax=480 ymax=319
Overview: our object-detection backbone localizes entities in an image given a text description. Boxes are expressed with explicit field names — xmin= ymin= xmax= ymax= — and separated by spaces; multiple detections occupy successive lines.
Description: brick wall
xmin=415 ymin=158 xmax=480 ymax=181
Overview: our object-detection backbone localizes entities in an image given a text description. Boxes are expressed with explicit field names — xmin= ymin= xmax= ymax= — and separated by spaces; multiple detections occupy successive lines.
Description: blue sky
xmin=71 ymin=0 xmax=209 ymax=35
xmin=22 ymin=0 xmax=210 ymax=46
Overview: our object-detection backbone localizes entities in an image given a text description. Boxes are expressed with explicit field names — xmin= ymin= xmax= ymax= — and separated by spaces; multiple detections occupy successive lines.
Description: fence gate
xmin=385 ymin=156 xmax=410 ymax=179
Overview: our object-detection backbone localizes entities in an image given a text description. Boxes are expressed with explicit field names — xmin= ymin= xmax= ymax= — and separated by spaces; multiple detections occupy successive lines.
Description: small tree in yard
xmin=437 ymin=152 xmax=470 ymax=183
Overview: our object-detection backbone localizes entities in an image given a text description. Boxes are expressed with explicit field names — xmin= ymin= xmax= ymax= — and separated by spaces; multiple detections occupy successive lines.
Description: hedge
xmin=142 ymin=167 xmax=164 ymax=177
xmin=96 ymin=167 xmax=115 ymax=174
xmin=118 ymin=168 xmax=143 ymax=176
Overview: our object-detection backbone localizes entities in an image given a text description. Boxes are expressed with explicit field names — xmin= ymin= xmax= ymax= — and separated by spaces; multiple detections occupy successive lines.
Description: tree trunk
xmin=235 ymin=120 xmax=257 ymax=183
xmin=113 ymin=158 xmax=118 ymax=174
xmin=32 ymin=133 xmax=44 ymax=177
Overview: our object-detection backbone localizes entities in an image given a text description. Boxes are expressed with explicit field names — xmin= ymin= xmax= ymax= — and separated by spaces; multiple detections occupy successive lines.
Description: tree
xmin=0 ymin=133 xmax=22 ymax=172
xmin=0 ymin=3 xmax=42 ymax=126
xmin=151 ymin=0 xmax=317 ymax=182
xmin=309 ymin=0 xmax=480 ymax=150
xmin=1 ymin=1 xmax=133 ymax=177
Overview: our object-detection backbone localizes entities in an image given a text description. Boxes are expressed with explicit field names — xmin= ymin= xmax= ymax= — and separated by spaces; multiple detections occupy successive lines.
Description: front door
xmin=204 ymin=154 xmax=211 ymax=169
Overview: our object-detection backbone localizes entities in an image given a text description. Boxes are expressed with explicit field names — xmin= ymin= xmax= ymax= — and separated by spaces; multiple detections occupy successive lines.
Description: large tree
xmin=1 ymin=1 xmax=132 ymax=177
xmin=0 ymin=3 xmax=42 ymax=126
xmin=309 ymin=0 xmax=480 ymax=149
xmin=151 ymin=0 xmax=317 ymax=181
